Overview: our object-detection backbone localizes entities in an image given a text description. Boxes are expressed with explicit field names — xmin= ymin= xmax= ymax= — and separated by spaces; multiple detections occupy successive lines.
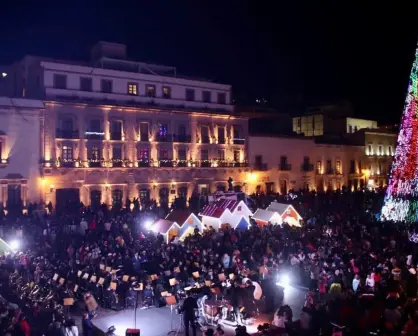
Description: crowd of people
xmin=0 ymin=188 xmax=418 ymax=335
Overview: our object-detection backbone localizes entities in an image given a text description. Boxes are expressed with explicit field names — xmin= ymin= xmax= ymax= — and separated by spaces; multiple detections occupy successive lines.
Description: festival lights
xmin=381 ymin=46 xmax=418 ymax=223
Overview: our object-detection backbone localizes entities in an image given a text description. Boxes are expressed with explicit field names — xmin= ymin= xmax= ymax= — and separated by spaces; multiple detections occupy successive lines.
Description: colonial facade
xmin=0 ymin=98 xmax=44 ymax=210
xmin=248 ymin=134 xmax=385 ymax=193
xmin=1 ymin=42 xmax=249 ymax=210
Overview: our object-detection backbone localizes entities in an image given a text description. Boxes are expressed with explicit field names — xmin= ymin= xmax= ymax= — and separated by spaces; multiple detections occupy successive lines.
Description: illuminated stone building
xmin=4 ymin=42 xmax=249 ymax=211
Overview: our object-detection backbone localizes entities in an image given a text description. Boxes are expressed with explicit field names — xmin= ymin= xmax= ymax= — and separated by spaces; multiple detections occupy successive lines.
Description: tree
xmin=381 ymin=46 xmax=418 ymax=222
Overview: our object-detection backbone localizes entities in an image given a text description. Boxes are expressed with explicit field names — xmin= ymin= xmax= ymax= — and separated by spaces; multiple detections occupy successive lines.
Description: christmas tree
xmin=381 ymin=46 xmax=418 ymax=222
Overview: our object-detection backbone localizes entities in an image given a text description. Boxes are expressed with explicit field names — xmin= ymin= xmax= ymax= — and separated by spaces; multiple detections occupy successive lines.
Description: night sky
xmin=1 ymin=1 xmax=417 ymax=123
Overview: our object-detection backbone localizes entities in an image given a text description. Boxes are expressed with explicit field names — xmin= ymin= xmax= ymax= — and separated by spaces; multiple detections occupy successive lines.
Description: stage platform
xmin=92 ymin=285 xmax=307 ymax=336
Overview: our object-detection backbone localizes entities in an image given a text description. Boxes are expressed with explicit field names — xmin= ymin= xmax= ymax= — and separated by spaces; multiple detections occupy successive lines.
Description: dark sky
xmin=0 ymin=0 xmax=417 ymax=123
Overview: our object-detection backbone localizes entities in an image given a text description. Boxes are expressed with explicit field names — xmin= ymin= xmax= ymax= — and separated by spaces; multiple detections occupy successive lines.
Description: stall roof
xmin=252 ymin=208 xmax=277 ymax=222
xmin=266 ymin=202 xmax=291 ymax=214
xmin=152 ymin=219 xmax=175 ymax=234
xmin=200 ymin=199 xmax=239 ymax=218
xmin=165 ymin=209 xmax=192 ymax=226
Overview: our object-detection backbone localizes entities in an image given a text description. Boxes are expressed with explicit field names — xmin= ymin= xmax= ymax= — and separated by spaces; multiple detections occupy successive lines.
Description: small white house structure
xmin=252 ymin=208 xmax=282 ymax=227
xmin=152 ymin=219 xmax=180 ymax=243
xmin=165 ymin=209 xmax=203 ymax=240
xmin=199 ymin=199 xmax=253 ymax=230
xmin=266 ymin=202 xmax=302 ymax=226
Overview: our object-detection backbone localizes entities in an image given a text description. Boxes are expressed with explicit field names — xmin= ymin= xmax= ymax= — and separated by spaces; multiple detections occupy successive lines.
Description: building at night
xmin=248 ymin=128 xmax=396 ymax=194
xmin=292 ymin=102 xmax=378 ymax=136
xmin=2 ymin=42 xmax=249 ymax=210
xmin=0 ymin=97 xmax=44 ymax=210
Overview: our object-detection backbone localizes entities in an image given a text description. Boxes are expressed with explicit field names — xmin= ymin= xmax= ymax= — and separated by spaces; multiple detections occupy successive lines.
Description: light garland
xmin=381 ymin=46 xmax=418 ymax=222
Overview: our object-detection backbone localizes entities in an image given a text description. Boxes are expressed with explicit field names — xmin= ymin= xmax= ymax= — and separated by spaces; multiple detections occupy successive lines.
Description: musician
xmin=181 ymin=291 xmax=198 ymax=336
xmin=230 ymin=281 xmax=243 ymax=324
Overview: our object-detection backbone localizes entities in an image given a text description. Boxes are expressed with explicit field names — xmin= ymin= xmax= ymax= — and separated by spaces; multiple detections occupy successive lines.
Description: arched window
xmin=90 ymin=190 xmax=101 ymax=211
xmin=112 ymin=189 xmax=123 ymax=209
xmin=159 ymin=187 xmax=169 ymax=207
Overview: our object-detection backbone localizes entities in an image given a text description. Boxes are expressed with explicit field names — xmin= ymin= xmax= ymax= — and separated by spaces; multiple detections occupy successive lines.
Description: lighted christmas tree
xmin=381 ymin=46 xmax=418 ymax=222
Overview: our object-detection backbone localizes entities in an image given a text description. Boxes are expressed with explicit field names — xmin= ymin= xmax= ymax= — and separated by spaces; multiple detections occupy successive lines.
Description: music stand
xmin=211 ymin=287 xmax=221 ymax=301
xmin=166 ymin=295 xmax=178 ymax=335
xmin=63 ymin=298 xmax=74 ymax=318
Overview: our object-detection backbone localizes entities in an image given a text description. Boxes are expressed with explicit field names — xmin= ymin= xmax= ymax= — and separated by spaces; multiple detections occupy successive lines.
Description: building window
xmin=388 ymin=145 xmax=393 ymax=156
xmin=159 ymin=124 xmax=168 ymax=136
xmin=89 ymin=119 xmax=101 ymax=132
xmin=178 ymin=149 xmax=186 ymax=161
xmin=178 ymin=125 xmax=186 ymax=136
xmin=218 ymin=149 xmax=225 ymax=160
xmin=139 ymin=148 xmax=149 ymax=161
xmin=336 ymin=160 xmax=341 ymax=174
xmin=218 ymin=127 xmax=225 ymax=144
xmin=234 ymin=150 xmax=240 ymax=162
xmin=159 ymin=149 xmax=168 ymax=159
xmin=128 ymin=83 xmax=138 ymax=95
xmin=112 ymin=147 xmax=122 ymax=160
xmin=316 ymin=161 xmax=322 ymax=174
xmin=110 ymin=120 xmax=123 ymax=140
xmin=200 ymin=149 xmax=209 ymax=161
xmin=146 ymin=85 xmax=156 ymax=97
xmin=217 ymin=92 xmax=226 ymax=104
xmin=61 ymin=118 xmax=73 ymax=131
xmin=91 ymin=147 xmax=100 ymax=160
xmin=53 ymin=74 xmax=67 ymax=89
xmin=101 ymin=79 xmax=113 ymax=93
xmin=139 ymin=123 xmax=149 ymax=141
xmin=185 ymin=88 xmax=195 ymax=101
xmin=112 ymin=189 xmax=123 ymax=209
xmin=367 ymin=144 xmax=373 ymax=155
xmin=378 ymin=145 xmax=383 ymax=155
xmin=350 ymin=160 xmax=355 ymax=174
xmin=348 ymin=125 xmax=353 ymax=133
xmin=62 ymin=146 xmax=73 ymax=161
xmin=162 ymin=86 xmax=171 ymax=99
xmin=80 ymin=77 xmax=92 ymax=91
xmin=202 ymin=91 xmax=211 ymax=103
xmin=354 ymin=126 xmax=358 ymax=132
xmin=326 ymin=160 xmax=332 ymax=173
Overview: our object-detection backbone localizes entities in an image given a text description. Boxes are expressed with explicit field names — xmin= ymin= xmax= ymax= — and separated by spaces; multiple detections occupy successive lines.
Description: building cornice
xmin=44 ymin=100 xmax=247 ymax=120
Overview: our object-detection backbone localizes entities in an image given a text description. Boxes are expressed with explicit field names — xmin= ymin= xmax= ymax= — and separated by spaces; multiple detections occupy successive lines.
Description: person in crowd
xmin=182 ymin=291 xmax=198 ymax=336
xmin=64 ymin=319 xmax=78 ymax=336
xmin=1 ymin=188 xmax=418 ymax=336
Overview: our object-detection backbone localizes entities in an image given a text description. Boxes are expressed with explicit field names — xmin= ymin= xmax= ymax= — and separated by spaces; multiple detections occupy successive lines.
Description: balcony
xmin=139 ymin=133 xmax=149 ymax=142
xmin=88 ymin=160 xmax=103 ymax=168
xmin=137 ymin=160 xmax=151 ymax=167
xmin=85 ymin=131 xmax=105 ymax=140
xmin=174 ymin=134 xmax=191 ymax=143
xmin=158 ymin=159 xmax=174 ymax=167
xmin=325 ymin=169 xmax=335 ymax=175
xmin=301 ymin=163 xmax=314 ymax=172
xmin=155 ymin=134 xmax=173 ymax=142
xmin=279 ymin=163 xmax=292 ymax=171
xmin=56 ymin=129 xmax=79 ymax=139
xmin=233 ymin=138 xmax=245 ymax=145
xmin=176 ymin=160 xmax=188 ymax=167
xmin=254 ymin=163 xmax=268 ymax=171
xmin=200 ymin=161 xmax=211 ymax=167
xmin=110 ymin=159 xmax=124 ymax=167
xmin=110 ymin=132 xmax=123 ymax=141
xmin=201 ymin=136 xmax=210 ymax=144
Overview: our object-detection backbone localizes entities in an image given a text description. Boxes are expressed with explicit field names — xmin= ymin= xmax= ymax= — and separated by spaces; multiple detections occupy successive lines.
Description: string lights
xmin=381 ymin=46 xmax=418 ymax=222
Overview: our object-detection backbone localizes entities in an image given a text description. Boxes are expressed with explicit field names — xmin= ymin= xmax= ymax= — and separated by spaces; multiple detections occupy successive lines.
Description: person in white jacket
xmin=365 ymin=273 xmax=375 ymax=288
xmin=64 ymin=319 xmax=79 ymax=336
